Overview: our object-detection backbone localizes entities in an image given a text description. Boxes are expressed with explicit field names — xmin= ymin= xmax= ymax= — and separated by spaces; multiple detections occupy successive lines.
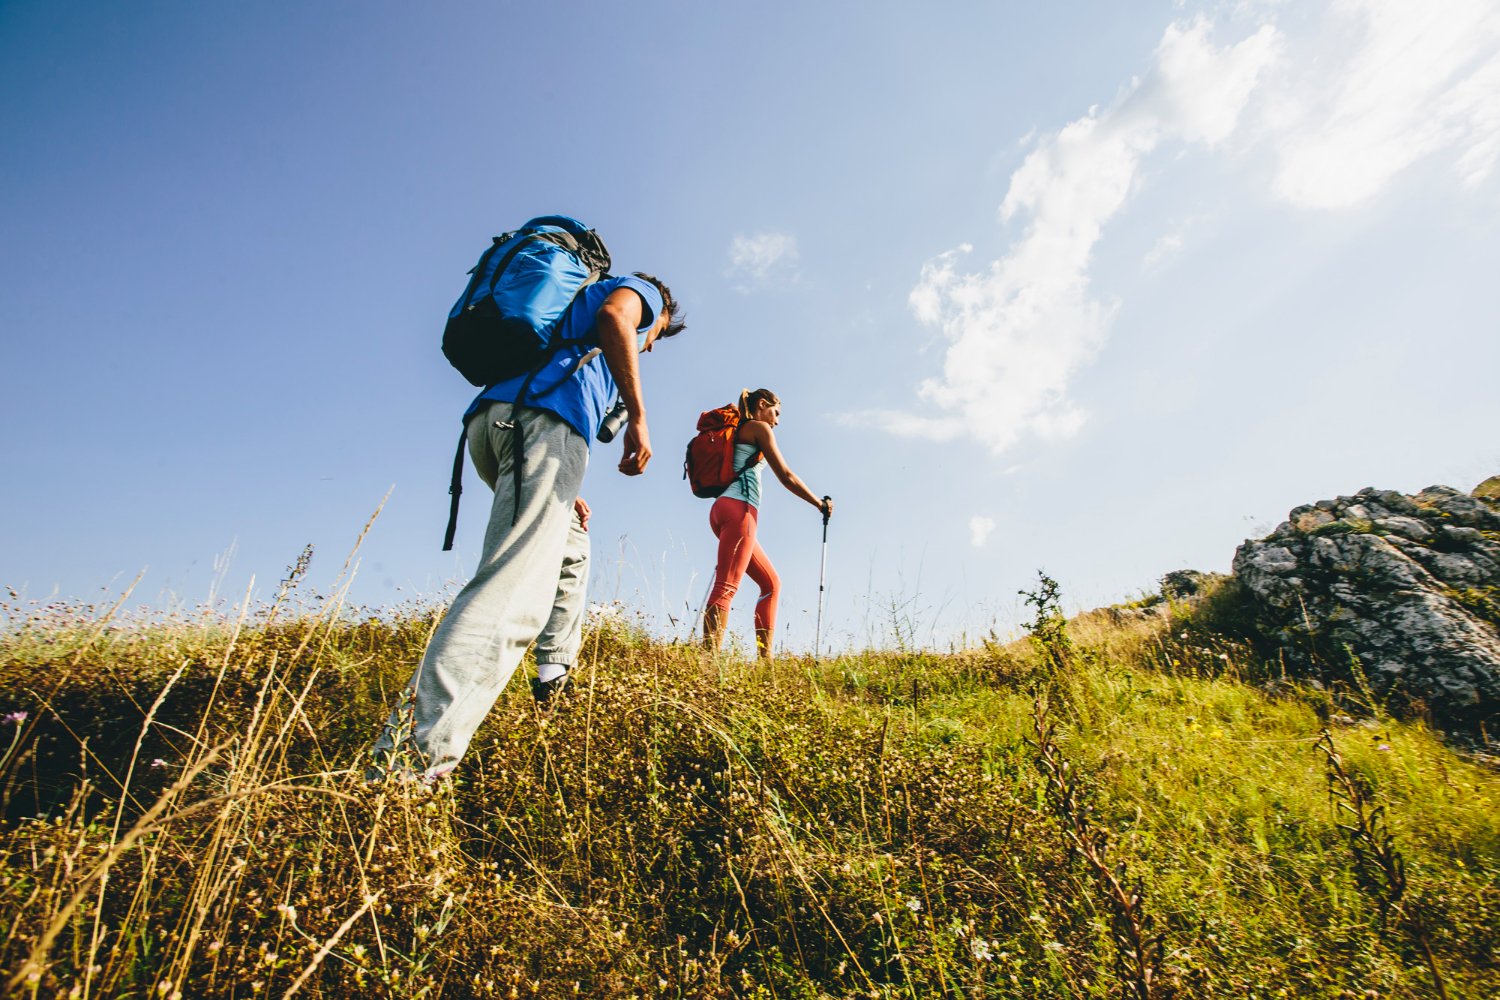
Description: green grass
xmin=0 ymin=585 xmax=1496 ymax=998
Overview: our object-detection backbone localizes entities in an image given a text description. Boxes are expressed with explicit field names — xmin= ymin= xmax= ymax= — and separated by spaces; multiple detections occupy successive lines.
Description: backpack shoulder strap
xmin=442 ymin=424 xmax=468 ymax=551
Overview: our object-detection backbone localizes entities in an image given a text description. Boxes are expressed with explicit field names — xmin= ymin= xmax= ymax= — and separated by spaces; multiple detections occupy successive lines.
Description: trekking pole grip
xmin=821 ymin=495 xmax=832 ymax=527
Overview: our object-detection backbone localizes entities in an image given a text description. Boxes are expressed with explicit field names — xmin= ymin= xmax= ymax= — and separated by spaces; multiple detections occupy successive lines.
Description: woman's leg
xmin=705 ymin=498 xmax=758 ymax=651
xmin=743 ymin=542 xmax=781 ymax=659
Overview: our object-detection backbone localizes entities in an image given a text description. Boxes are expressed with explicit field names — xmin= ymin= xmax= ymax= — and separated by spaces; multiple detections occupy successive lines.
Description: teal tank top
xmin=718 ymin=441 xmax=762 ymax=507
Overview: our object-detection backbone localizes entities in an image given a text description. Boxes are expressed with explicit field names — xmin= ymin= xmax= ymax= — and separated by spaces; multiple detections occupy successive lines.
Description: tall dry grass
xmin=0 ymin=569 xmax=1496 ymax=998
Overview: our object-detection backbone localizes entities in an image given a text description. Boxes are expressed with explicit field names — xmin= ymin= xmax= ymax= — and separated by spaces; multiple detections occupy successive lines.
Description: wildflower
xmin=906 ymin=898 xmax=922 ymax=913
xmin=150 ymin=758 xmax=168 ymax=769
xmin=969 ymin=938 xmax=994 ymax=961
xmin=1376 ymin=744 xmax=1391 ymax=752
xmin=586 ymin=602 xmax=625 ymax=622
xmin=3 ymin=711 xmax=26 ymax=725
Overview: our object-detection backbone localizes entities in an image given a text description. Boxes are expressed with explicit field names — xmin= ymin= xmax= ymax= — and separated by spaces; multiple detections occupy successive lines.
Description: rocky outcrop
xmin=1231 ymin=483 xmax=1500 ymax=729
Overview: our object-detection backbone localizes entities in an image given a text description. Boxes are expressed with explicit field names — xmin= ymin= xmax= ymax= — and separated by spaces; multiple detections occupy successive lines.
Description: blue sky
xmin=3 ymin=1 xmax=1498 ymax=652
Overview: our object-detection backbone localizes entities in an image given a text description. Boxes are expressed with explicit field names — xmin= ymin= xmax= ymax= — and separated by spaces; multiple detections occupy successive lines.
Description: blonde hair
xmin=738 ymin=388 xmax=779 ymax=421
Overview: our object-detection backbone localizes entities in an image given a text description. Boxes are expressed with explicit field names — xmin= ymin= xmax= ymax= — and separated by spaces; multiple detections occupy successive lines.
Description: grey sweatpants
xmin=372 ymin=401 xmax=590 ymax=777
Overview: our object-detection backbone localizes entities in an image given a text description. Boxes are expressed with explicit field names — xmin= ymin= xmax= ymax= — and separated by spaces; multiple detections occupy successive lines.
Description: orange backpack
xmin=684 ymin=404 xmax=759 ymax=499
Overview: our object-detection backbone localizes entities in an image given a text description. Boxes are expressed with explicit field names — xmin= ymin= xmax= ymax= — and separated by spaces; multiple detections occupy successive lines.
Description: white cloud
xmin=1143 ymin=230 xmax=1185 ymax=269
xmin=969 ymin=516 xmax=997 ymax=548
xmin=870 ymin=0 xmax=1500 ymax=460
xmin=1142 ymin=212 xmax=1204 ymax=270
xmin=1267 ymin=0 xmax=1500 ymax=209
xmin=725 ymin=231 xmax=800 ymax=290
xmin=863 ymin=18 xmax=1280 ymax=455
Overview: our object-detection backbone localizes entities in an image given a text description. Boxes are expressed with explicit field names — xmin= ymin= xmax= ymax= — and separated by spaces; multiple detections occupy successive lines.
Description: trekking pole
xmin=815 ymin=496 xmax=831 ymax=659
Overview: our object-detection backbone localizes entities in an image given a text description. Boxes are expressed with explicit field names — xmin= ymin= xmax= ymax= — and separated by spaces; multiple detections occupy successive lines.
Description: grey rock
xmin=1373 ymin=516 xmax=1433 ymax=543
xmin=1160 ymin=569 xmax=1222 ymax=599
xmin=1441 ymin=525 xmax=1486 ymax=547
xmin=1232 ymin=481 xmax=1500 ymax=729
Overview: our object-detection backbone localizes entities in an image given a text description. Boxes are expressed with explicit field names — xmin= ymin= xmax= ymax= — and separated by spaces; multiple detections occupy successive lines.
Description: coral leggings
xmin=707 ymin=497 xmax=781 ymax=642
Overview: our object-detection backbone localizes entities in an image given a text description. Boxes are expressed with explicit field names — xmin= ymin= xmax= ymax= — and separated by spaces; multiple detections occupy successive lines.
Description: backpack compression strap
xmin=458 ymin=226 xmax=603 ymax=318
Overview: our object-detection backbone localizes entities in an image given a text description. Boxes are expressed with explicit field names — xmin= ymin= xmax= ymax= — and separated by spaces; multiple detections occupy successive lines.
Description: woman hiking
xmin=703 ymin=388 xmax=833 ymax=658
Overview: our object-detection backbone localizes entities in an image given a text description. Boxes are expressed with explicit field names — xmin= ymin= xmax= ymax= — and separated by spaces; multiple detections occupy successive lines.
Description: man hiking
xmin=369 ymin=271 xmax=684 ymax=783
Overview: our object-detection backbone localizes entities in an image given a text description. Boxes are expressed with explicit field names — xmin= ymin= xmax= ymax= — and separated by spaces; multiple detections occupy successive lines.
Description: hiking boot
xmin=531 ymin=669 xmax=571 ymax=708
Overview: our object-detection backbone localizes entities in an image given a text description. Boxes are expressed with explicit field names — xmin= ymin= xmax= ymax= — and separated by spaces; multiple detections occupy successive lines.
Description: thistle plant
xmin=1032 ymin=691 xmax=1170 ymax=1000
xmin=1021 ymin=571 xmax=1073 ymax=675
xmin=1317 ymin=728 xmax=1447 ymax=1000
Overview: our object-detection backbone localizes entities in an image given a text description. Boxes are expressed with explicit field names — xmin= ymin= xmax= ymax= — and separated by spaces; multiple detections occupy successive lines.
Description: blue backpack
xmin=442 ymin=215 xmax=612 ymax=387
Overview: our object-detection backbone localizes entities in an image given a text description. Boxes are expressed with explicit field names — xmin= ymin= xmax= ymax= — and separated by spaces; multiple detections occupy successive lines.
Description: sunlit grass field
xmin=1 ymin=577 xmax=1496 ymax=998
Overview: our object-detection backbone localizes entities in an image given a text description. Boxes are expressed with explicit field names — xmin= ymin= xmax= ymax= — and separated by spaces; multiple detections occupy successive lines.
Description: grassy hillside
xmin=0 ymin=581 xmax=1496 ymax=998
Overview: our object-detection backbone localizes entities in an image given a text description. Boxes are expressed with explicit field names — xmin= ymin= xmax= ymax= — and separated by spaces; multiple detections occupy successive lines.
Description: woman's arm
xmin=740 ymin=421 xmax=830 ymax=515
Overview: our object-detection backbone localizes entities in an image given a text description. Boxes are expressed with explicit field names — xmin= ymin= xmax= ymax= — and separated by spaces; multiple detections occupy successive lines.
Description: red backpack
xmin=684 ymin=404 xmax=760 ymax=498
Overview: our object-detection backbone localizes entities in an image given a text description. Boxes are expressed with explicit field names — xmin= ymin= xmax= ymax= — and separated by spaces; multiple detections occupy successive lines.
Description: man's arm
xmin=596 ymin=288 xmax=652 ymax=475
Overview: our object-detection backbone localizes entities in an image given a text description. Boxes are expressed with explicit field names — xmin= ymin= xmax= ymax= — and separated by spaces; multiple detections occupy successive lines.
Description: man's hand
xmin=619 ymin=419 xmax=651 ymax=475
xmin=573 ymin=497 xmax=591 ymax=531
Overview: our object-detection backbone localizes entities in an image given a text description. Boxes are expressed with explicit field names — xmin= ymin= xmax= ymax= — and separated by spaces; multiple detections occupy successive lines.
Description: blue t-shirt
xmin=463 ymin=274 xmax=663 ymax=442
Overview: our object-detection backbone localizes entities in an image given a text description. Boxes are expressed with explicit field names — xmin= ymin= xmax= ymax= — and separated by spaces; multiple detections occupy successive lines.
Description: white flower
xmin=586 ymin=602 xmax=625 ymax=622
xmin=906 ymin=898 xmax=922 ymax=913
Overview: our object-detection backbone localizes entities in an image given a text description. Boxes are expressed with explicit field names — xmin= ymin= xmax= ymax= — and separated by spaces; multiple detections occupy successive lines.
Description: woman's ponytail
xmin=739 ymin=388 xmax=780 ymax=421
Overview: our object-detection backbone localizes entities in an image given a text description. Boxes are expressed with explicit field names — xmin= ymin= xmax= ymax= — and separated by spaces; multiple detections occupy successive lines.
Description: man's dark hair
xmin=634 ymin=273 xmax=686 ymax=338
